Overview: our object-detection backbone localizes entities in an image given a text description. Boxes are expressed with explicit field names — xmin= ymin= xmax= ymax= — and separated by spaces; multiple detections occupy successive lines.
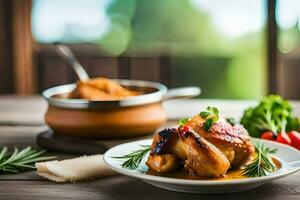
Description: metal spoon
xmin=53 ymin=44 xmax=201 ymax=101
xmin=54 ymin=44 xmax=90 ymax=81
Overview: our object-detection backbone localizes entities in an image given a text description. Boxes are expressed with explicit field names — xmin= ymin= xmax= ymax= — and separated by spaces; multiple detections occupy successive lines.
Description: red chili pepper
xmin=260 ymin=131 xmax=276 ymax=141
xmin=276 ymin=132 xmax=292 ymax=145
xmin=288 ymin=131 xmax=300 ymax=150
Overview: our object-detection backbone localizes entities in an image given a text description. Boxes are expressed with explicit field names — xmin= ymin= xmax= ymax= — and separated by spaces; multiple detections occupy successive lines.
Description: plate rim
xmin=104 ymin=138 xmax=300 ymax=186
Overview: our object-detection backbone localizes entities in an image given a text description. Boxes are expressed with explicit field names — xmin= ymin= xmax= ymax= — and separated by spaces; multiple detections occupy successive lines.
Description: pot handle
xmin=162 ymin=87 xmax=201 ymax=101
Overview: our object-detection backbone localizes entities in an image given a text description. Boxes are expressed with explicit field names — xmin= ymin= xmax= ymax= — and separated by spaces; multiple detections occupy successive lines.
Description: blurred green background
xmin=31 ymin=0 xmax=300 ymax=99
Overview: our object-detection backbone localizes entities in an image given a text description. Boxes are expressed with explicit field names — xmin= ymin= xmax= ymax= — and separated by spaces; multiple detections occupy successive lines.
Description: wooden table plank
xmin=1 ymin=96 xmax=300 ymax=124
xmin=0 ymin=126 xmax=71 ymax=181
xmin=0 ymin=176 xmax=299 ymax=200
xmin=0 ymin=96 xmax=46 ymax=125
xmin=164 ymin=99 xmax=300 ymax=120
xmin=0 ymin=126 xmax=46 ymax=147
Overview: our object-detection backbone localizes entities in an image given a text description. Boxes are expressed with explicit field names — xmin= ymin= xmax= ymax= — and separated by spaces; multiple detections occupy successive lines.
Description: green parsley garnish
xmin=199 ymin=111 xmax=211 ymax=118
xmin=200 ymin=106 xmax=219 ymax=118
xmin=226 ymin=117 xmax=237 ymax=126
xmin=200 ymin=106 xmax=219 ymax=131
xmin=178 ymin=118 xmax=190 ymax=126
xmin=242 ymin=142 xmax=277 ymax=177
xmin=203 ymin=118 xmax=213 ymax=131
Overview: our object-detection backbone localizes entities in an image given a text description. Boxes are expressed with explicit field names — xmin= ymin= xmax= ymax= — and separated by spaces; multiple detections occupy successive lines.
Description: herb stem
xmin=0 ymin=146 xmax=57 ymax=174
xmin=113 ymin=145 xmax=151 ymax=170
xmin=242 ymin=142 xmax=277 ymax=177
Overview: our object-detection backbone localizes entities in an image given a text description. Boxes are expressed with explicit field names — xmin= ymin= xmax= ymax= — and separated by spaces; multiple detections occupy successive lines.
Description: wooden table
xmin=0 ymin=96 xmax=299 ymax=200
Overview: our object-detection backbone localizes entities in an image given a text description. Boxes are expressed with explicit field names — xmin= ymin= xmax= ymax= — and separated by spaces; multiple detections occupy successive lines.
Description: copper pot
xmin=42 ymin=79 xmax=200 ymax=139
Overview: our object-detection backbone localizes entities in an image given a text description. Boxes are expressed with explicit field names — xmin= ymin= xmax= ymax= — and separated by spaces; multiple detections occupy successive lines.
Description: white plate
xmin=104 ymin=139 xmax=300 ymax=193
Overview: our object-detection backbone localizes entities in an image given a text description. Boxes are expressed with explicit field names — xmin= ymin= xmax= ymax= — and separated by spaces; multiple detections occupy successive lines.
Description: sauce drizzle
xmin=146 ymin=157 xmax=281 ymax=181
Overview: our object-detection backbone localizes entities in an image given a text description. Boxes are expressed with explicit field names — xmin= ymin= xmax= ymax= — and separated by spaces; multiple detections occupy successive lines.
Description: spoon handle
xmin=55 ymin=44 xmax=90 ymax=81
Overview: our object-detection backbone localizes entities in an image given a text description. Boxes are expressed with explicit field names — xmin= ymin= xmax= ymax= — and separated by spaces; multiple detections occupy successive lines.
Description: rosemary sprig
xmin=0 ymin=146 xmax=57 ymax=174
xmin=242 ymin=143 xmax=277 ymax=177
xmin=113 ymin=145 xmax=151 ymax=170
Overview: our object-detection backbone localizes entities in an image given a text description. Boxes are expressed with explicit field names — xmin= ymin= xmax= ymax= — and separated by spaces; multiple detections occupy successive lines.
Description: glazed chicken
xmin=186 ymin=115 xmax=255 ymax=168
xmin=68 ymin=77 xmax=137 ymax=100
xmin=146 ymin=126 xmax=230 ymax=177
xmin=146 ymin=115 xmax=255 ymax=177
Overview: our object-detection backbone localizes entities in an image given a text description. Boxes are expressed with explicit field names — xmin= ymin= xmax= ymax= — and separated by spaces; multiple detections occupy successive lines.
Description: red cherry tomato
xmin=260 ymin=131 xmax=276 ymax=141
xmin=182 ymin=125 xmax=190 ymax=132
xmin=276 ymin=132 xmax=292 ymax=145
xmin=288 ymin=131 xmax=300 ymax=150
xmin=178 ymin=125 xmax=191 ymax=136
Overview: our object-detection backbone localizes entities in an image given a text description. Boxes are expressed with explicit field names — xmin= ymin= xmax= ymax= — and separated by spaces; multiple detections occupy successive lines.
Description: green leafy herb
xmin=226 ymin=117 xmax=237 ymax=126
xmin=242 ymin=143 xmax=277 ymax=177
xmin=240 ymin=95 xmax=300 ymax=138
xmin=200 ymin=106 xmax=219 ymax=118
xmin=203 ymin=118 xmax=214 ymax=131
xmin=199 ymin=111 xmax=210 ymax=118
xmin=200 ymin=106 xmax=219 ymax=131
xmin=208 ymin=106 xmax=219 ymax=115
xmin=178 ymin=118 xmax=189 ymax=126
xmin=113 ymin=145 xmax=151 ymax=170
xmin=0 ymin=146 xmax=57 ymax=174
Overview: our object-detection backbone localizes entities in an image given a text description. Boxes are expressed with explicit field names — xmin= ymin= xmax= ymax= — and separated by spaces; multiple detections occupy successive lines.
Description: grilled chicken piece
xmin=69 ymin=77 xmax=137 ymax=100
xmin=146 ymin=127 xmax=230 ymax=177
xmin=145 ymin=154 xmax=179 ymax=173
xmin=186 ymin=115 xmax=255 ymax=168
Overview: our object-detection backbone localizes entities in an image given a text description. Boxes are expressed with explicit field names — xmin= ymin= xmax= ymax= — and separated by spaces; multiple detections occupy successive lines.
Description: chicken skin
xmin=146 ymin=127 xmax=230 ymax=177
xmin=185 ymin=115 xmax=255 ymax=168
